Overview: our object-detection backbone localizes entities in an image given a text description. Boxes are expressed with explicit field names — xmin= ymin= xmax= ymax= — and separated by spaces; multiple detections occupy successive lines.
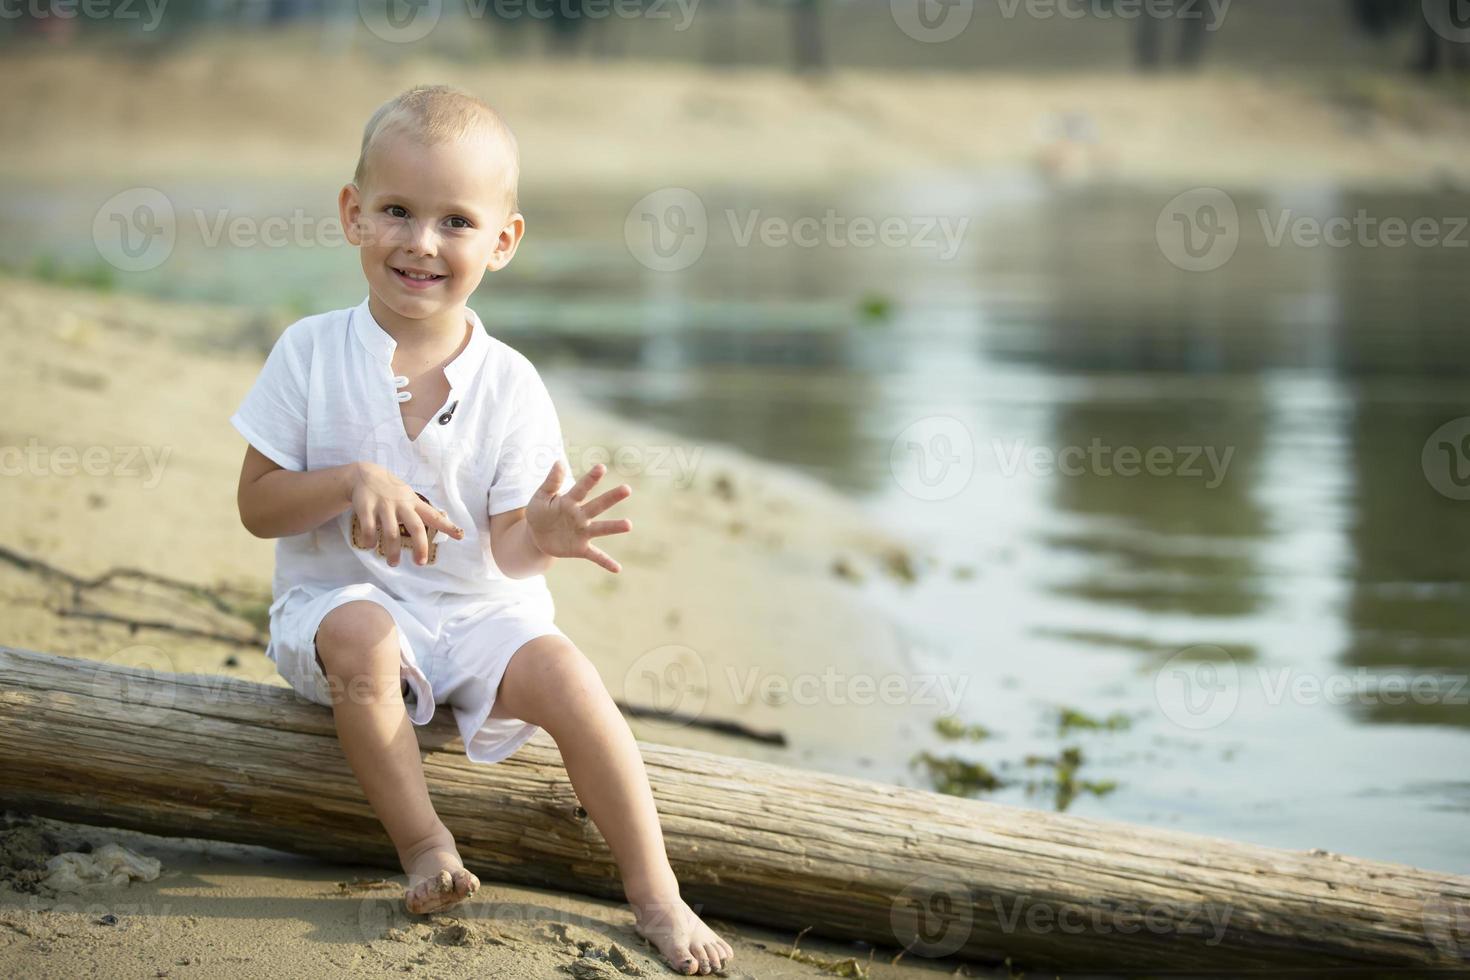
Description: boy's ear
xmin=338 ymin=183 xmax=364 ymax=247
xmin=486 ymin=212 xmax=525 ymax=273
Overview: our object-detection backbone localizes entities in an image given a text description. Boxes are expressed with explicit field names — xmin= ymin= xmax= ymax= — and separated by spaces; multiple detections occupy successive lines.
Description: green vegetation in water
xmin=21 ymin=254 xmax=116 ymax=292
xmin=914 ymin=715 xmax=1122 ymax=811
xmin=935 ymin=715 xmax=992 ymax=742
xmin=909 ymin=751 xmax=1006 ymax=796
xmin=1055 ymin=706 xmax=1133 ymax=735
xmin=856 ymin=292 xmax=892 ymax=323
xmin=1019 ymin=746 xmax=1118 ymax=812
xmin=880 ymin=547 xmax=918 ymax=584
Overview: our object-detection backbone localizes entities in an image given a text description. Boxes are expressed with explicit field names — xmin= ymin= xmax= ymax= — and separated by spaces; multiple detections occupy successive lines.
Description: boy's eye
xmin=385 ymin=205 xmax=408 ymax=218
xmin=446 ymin=216 xmax=472 ymax=230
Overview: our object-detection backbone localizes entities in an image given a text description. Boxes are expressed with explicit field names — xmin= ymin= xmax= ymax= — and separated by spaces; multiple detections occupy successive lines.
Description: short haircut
xmin=353 ymin=84 xmax=520 ymax=216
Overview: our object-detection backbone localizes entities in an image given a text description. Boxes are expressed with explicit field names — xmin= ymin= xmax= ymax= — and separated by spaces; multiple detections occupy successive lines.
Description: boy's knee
xmin=315 ymin=600 xmax=401 ymax=676
xmin=516 ymin=639 xmax=606 ymax=710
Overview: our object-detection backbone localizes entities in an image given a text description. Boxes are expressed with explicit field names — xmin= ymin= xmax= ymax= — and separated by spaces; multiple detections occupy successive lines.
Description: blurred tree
xmin=1348 ymin=0 xmax=1469 ymax=73
xmin=1127 ymin=0 xmax=1220 ymax=70
xmin=546 ymin=0 xmax=589 ymax=55
xmin=703 ymin=0 xmax=741 ymax=66
xmin=1348 ymin=0 xmax=1415 ymax=34
xmin=755 ymin=0 xmax=825 ymax=74
xmin=790 ymin=0 xmax=824 ymax=73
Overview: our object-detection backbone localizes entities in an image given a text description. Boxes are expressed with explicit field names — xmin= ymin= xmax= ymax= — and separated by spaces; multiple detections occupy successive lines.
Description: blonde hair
xmin=353 ymin=84 xmax=520 ymax=215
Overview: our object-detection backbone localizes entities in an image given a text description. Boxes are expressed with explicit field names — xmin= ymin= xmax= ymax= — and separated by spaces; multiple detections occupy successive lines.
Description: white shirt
xmin=230 ymin=296 xmax=575 ymax=606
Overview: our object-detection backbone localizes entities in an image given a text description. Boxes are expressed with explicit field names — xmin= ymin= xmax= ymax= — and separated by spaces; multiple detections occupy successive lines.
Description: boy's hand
xmin=349 ymin=462 xmax=464 ymax=567
xmin=526 ymin=461 xmax=632 ymax=573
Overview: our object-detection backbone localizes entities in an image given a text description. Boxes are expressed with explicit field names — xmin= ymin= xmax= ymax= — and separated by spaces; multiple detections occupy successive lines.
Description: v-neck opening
xmin=400 ymin=390 xmax=454 ymax=447
xmin=377 ymin=309 xmax=476 ymax=448
xmin=352 ymin=300 xmax=490 ymax=450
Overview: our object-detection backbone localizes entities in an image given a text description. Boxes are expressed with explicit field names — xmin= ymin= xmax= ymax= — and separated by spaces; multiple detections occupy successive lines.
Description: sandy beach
xmin=0 ymin=811 xmax=988 ymax=979
xmin=0 ymin=276 xmax=978 ymax=977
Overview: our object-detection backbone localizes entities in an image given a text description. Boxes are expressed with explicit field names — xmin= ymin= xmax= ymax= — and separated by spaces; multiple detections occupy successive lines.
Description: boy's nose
xmin=406 ymin=220 xmax=438 ymax=256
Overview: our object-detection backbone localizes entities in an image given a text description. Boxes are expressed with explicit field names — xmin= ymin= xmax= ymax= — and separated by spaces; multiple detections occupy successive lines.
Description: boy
xmin=231 ymin=85 xmax=731 ymax=976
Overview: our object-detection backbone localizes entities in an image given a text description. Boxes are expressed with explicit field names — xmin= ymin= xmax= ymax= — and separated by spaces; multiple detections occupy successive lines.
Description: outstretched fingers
xmin=582 ymin=543 xmax=622 ymax=574
xmin=586 ymin=518 xmax=632 ymax=538
xmin=582 ymin=482 xmax=633 ymax=519
xmin=565 ymin=460 xmax=630 ymax=504
xmin=536 ymin=459 xmax=568 ymax=499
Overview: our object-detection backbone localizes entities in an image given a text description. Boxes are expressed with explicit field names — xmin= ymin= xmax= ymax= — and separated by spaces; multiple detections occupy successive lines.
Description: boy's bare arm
xmin=488 ymin=507 xmax=555 ymax=579
xmin=236 ymin=445 xmax=358 ymax=539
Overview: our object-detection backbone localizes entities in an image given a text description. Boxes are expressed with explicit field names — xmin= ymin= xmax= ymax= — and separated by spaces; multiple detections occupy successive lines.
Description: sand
xmin=0 ymin=812 xmax=989 ymax=979
xmin=0 ymin=276 xmax=984 ymax=977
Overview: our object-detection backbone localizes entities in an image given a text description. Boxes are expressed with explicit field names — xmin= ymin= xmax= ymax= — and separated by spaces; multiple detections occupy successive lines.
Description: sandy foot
xmin=402 ymin=840 xmax=479 ymax=916
xmin=631 ymin=893 xmax=734 ymax=976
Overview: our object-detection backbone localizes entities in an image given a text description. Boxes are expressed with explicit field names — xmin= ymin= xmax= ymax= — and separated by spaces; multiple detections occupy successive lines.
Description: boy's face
xmin=339 ymin=129 xmax=522 ymax=324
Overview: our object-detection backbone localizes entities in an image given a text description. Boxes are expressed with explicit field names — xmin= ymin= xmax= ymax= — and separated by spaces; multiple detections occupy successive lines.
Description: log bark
xmin=0 ymin=645 xmax=1465 ymax=973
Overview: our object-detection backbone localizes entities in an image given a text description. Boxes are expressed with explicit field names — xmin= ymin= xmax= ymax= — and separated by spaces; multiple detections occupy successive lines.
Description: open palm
xmin=526 ymin=460 xmax=633 ymax=573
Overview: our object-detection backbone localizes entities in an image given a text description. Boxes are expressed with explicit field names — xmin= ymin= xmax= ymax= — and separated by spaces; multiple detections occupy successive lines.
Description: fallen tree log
xmin=0 ymin=645 xmax=1465 ymax=973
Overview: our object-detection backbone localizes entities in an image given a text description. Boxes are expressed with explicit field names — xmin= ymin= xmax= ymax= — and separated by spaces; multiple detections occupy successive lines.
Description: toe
xmin=405 ymin=870 xmax=458 ymax=914
xmin=452 ymin=868 xmax=478 ymax=898
xmin=701 ymin=942 xmax=722 ymax=972
xmin=672 ymin=946 xmax=699 ymax=975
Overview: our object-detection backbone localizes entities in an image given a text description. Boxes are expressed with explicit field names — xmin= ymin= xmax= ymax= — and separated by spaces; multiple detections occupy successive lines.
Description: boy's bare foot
xmin=400 ymin=831 xmax=479 ymax=915
xmin=629 ymin=887 xmax=733 ymax=976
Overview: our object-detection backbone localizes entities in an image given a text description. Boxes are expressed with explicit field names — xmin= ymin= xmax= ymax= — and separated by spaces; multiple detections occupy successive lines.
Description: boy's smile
xmin=391 ymin=266 xmax=446 ymax=288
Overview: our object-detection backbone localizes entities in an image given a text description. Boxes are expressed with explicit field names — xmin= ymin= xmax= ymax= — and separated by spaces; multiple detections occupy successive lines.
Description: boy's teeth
xmin=398 ymin=269 xmax=439 ymax=280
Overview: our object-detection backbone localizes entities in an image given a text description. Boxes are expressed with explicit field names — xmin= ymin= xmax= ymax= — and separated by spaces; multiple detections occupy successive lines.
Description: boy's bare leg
xmin=315 ymin=600 xmax=479 ymax=914
xmin=490 ymin=635 xmax=734 ymax=976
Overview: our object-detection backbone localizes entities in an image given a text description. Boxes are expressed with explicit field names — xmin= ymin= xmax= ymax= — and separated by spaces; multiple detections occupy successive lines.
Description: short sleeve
xmin=229 ymin=323 xmax=309 ymax=471
xmin=488 ymin=362 xmax=576 ymax=516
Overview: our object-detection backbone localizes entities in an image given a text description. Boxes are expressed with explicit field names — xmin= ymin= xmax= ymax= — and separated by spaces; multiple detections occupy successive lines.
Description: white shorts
xmin=266 ymin=582 xmax=567 ymax=764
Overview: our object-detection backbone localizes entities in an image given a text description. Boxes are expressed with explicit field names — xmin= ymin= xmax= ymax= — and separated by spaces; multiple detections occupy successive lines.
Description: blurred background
xmin=2 ymin=0 xmax=1468 ymax=876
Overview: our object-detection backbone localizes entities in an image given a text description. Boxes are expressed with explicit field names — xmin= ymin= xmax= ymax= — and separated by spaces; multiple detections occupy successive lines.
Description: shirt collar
xmin=351 ymin=296 xmax=491 ymax=390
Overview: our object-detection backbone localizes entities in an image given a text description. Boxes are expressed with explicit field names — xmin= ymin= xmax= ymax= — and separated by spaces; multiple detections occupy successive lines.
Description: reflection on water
xmin=5 ymin=177 xmax=1468 ymax=872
